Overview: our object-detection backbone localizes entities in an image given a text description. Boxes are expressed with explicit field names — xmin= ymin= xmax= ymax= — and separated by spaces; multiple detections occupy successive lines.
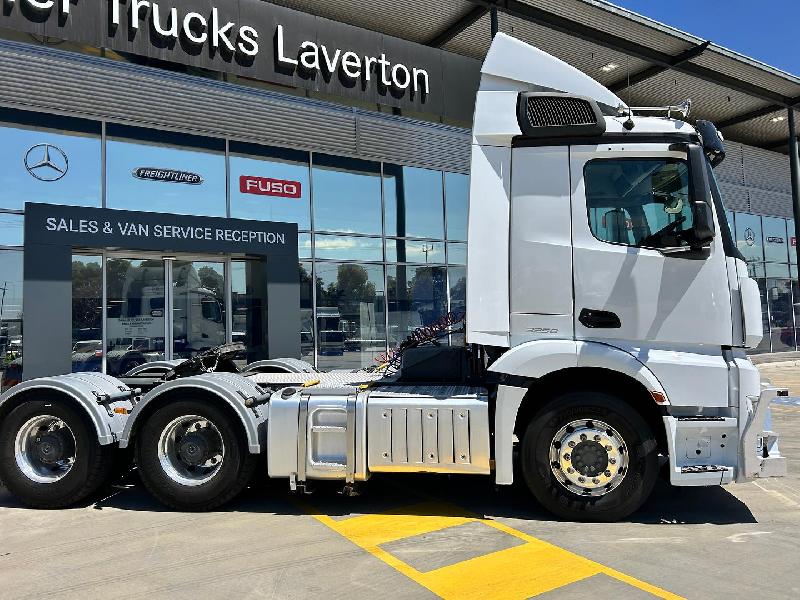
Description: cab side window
xmin=585 ymin=158 xmax=694 ymax=249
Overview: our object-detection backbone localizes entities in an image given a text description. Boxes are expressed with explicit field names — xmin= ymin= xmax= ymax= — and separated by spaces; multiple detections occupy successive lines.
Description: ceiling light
xmin=771 ymin=116 xmax=785 ymax=123
xmin=599 ymin=62 xmax=620 ymax=73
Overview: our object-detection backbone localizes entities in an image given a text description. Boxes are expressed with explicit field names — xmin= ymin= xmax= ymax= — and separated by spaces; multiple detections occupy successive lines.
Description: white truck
xmin=0 ymin=34 xmax=787 ymax=521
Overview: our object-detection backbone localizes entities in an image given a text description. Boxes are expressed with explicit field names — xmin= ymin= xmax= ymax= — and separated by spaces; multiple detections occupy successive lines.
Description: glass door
xmin=105 ymin=257 xmax=167 ymax=375
xmin=170 ymin=260 xmax=227 ymax=360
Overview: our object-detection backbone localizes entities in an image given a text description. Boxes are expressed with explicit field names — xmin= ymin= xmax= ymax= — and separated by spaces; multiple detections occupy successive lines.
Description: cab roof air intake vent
xmin=517 ymin=92 xmax=606 ymax=139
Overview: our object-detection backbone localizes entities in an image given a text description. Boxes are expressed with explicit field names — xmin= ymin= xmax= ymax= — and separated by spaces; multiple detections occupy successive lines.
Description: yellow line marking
xmin=305 ymin=500 xmax=684 ymax=599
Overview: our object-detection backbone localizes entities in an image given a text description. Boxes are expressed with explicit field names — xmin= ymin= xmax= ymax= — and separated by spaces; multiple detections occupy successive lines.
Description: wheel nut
xmin=578 ymin=476 xmax=585 ymax=483
xmin=604 ymin=470 xmax=612 ymax=477
xmin=580 ymin=434 xmax=587 ymax=441
xmin=563 ymin=453 xmax=571 ymax=461
xmin=605 ymin=445 xmax=612 ymax=452
xmin=609 ymin=458 xmax=616 ymax=465
xmin=594 ymin=435 xmax=601 ymax=442
xmin=593 ymin=478 xmax=600 ymax=484
xmin=568 ymin=441 xmax=576 ymax=448
xmin=567 ymin=467 xmax=574 ymax=474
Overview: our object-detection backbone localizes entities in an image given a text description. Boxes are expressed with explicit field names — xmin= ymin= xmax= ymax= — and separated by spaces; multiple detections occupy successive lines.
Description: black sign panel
xmin=25 ymin=202 xmax=298 ymax=256
xmin=0 ymin=0 xmax=480 ymax=121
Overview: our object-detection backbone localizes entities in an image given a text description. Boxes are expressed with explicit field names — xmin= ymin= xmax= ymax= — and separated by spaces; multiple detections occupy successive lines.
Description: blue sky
xmin=609 ymin=1 xmax=800 ymax=76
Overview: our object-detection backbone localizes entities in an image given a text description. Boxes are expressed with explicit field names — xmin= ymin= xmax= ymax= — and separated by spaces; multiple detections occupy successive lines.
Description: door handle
xmin=579 ymin=308 xmax=621 ymax=329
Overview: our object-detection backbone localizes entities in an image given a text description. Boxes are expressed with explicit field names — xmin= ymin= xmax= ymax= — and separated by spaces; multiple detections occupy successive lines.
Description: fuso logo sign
xmin=240 ymin=175 xmax=302 ymax=198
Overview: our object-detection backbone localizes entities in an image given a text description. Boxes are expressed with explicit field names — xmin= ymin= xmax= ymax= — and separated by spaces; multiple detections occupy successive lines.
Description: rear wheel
xmin=0 ymin=397 xmax=115 ymax=508
xmin=521 ymin=391 xmax=658 ymax=522
xmin=135 ymin=399 xmax=257 ymax=511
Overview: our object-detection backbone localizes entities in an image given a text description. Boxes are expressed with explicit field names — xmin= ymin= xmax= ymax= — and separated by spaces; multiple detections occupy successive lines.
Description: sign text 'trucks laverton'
xmin=0 ymin=0 xmax=479 ymax=120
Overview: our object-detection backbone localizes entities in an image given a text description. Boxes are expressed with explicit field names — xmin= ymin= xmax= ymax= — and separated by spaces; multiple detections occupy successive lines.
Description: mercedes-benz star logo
xmin=744 ymin=227 xmax=756 ymax=246
xmin=24 ymin=143 xmax=69 ymax=182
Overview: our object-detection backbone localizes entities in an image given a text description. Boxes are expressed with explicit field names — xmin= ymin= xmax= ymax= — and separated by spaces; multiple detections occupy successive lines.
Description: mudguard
xmin=489 ymin=339 xmax=669 ymax=485
xmin=0 ymin=372 xmax=136 ymax=445
xmin=117 ymin=372 xmax=268 ymax=453
xmin=240 ymin=358 xmax=316 ymax=374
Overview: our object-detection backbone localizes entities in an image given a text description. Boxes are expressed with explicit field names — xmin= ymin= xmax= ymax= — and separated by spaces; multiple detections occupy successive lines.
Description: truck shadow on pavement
xmin=1 ymin=469 xmax=756 ymax=525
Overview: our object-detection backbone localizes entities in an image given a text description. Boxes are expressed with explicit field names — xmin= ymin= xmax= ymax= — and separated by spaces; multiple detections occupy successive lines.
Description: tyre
xmin=521 ymin=391 xmax=658 ymax=522
xmin=0 ymin=397 xmax=115 ymax=508
xmin=135 ymin=398 xmax=257 ymax=511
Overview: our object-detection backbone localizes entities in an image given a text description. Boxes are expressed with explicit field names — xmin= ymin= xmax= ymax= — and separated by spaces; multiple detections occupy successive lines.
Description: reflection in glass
xmin=762 ymin=216 xmax=789 ymax=263
xmin=793 ymin=279 xmax=800 ymax=352
xmin=172 ymin=261 xmax=226 ymax=359
xmin=0 ymin=250 xmax=23 ymax=390
xmin=445 ymin=173 xmax=469 ymax=241
xmin=0 ymin=213 xmax=23 ymax=247
xmin=106 ymin=258 xmax=166 ymax=375
xmin=384 ymin=165 xmax=444 ymax=239
xmin=789 ymin=219 xmax=797 ymax=264
xmin=312 ymin=154 xmax=382 ymax=235
xmin=0 ymin=110 xmax=101 ymax=210
xmin=734 ymin=212 xmax=764 ymax=264
xmin=71 ymin=255 xmax=103 ymax=374
xmin=449 ymin=266 xmax=467 ymax=346
xmin=230 ymin=143 xmax=311 ymax=229
xmin=767 ymin=278 xmax=794 ymax=352
xmin=106 ymin=125 xmax=226 ymax=216
xmin=447 ymin=242 xmax=467 ymax=265
xmin=298 ymin=232 xmax=312 ymax=259
xmin=315 ymin=234 xmax=383 ymax=262
xmin=385 ymin=239 xmax=444 ymax=264
xmin=387 ymin=265 xmax=447 ymax=348
xmin=299 ymin=262 xmax=315 ymax=362
xmin=315 ymin=262 xmax=385 ymax=370
xmin=231 ymin=260 xmax=270 ymax=364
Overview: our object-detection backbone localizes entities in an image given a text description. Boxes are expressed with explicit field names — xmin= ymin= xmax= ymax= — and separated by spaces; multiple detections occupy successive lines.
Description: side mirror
xmin=691 ymin=200 xmax=715 ymax=245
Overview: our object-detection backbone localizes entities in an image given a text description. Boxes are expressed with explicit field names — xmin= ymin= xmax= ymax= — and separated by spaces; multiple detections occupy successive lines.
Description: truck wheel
xmin=521 ymin=391 xmax=658 ymax=522
xmin=135 ymin=399 xmax=257 ymax=511
xmin=0 ymin=397 xmax=115 ymax=508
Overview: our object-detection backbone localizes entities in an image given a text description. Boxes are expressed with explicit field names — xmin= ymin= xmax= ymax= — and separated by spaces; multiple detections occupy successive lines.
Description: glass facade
xmin=0 ymin=105 xmax=470 ymax=377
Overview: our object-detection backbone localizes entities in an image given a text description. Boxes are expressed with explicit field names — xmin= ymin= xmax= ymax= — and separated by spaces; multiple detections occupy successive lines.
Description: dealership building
xmin=1 ymin=0 xmax=799 ymax=383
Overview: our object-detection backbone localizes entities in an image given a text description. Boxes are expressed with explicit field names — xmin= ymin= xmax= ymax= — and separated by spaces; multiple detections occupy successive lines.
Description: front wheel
xmin=135 ymin=399 xmax=257 ymax=511
xmin=0 ymin=397 xmax=115 ymax=508
xmin=521 ymin=392 xmax=659 ymax=522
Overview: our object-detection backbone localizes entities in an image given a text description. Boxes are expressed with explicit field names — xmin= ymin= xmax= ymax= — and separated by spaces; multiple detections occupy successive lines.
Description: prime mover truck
xmin=0 ymin=34 xmax=787 ymax=521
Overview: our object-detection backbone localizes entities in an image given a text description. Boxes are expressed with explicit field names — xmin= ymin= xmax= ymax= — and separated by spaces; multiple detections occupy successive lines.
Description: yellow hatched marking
xmin=308 ymin=501 xmax=684 ymax=599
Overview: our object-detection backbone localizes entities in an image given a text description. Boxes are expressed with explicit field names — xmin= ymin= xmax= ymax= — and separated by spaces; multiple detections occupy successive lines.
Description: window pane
xmin=762 ymin=216 xmax=789 ymax=263
xmin=585 ymin=159 xmax=693 ymax=248
xmin=298 ymin=232 xmax=312 ymax=259
xmin=789 ymin=219 xmax=797 ymax=264
xmin=447 ymin=242 xmax=467 ymax=265
xmin=0 ymin=250 xmax=23 ymax=390
xmin=445 ymin=172 xmax=469 ymax=241
xmin=173 ymin=261 xmax=226 ymax=359
xmin=793 ymin=278 xmax=800 ymax=351
xmin=449 ymin=266 xmax=467 ymax=346
xmin=106 ymin=125 xmax=226 ymax=216
xmin=385 ymin=239 xmax=445 ymax=264
xmin=0 ymin=213 xmax=23 ymax=246
xmin=106 ymin=258 xmax=166 ymax=376
xmin=384 ymin=165 xmax=444 ymax=239
xmin=230 ymin=142 xmax=311 ymax=229
xmin=299 ymin=261 xmax=315 ymax=362
xmin=315 ymin=262 xmax=385 ymax=370
xmin=231 ymin=260 xmax=272 ymax=364
xmin=315 ymin=234 xmax=383 ymax=262
xmin=312 ymin=154 xmax=382 ymax=235
xmin=71 ymin=255 xmax=103 ymax=374
xmin=387 ymin=265 xmax=447 ymax=348
xmin=767 ymin=278 xmax=794 ymax=352
xmin=0 ymin=110 xmax=101 ymax=210
xmin=735 ymin=212 xmax=764 ymax=264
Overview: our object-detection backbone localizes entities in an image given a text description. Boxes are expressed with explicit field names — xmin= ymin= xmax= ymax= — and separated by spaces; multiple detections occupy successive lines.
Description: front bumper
xmin=738 ymin=387 xmax=788 ymax=481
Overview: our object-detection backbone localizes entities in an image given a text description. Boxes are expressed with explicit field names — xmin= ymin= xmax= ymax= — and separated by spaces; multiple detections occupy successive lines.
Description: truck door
xmin=570 ymin=144 xmax=733 ymax=351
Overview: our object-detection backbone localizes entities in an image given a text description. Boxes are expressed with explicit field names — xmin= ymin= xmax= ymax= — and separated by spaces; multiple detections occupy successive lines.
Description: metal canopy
xmin=266 ymin=0 xmax=800 ymax=154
